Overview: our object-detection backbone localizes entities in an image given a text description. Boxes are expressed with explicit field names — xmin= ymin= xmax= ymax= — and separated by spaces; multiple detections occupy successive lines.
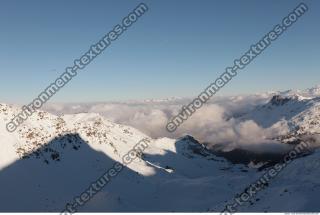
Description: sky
xmin=0 ymin=0 xmax=319 ymax=103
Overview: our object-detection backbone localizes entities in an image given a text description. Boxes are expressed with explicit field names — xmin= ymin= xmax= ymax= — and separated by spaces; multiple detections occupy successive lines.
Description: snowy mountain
xmin=240 ymin=86 xmax=320 ymax=146
xmin=1 ymin=86 xmax=320 ymax=212
xmin=0 ymin=103 xmax=252 ymax=212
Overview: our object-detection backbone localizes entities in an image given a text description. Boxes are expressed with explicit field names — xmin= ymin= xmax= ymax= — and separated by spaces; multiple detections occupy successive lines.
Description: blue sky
xmin=0 ymin=0 xmax=319 ymax=103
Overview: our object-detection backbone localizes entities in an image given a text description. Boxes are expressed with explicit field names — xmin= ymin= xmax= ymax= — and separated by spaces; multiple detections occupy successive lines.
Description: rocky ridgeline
xmin=0 ymin=104 xmax=143 ymax=164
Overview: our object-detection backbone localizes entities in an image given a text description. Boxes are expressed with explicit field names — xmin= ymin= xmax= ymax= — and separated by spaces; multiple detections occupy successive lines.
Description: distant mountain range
xmin=1 ymin=85 xmax=320 ymax=212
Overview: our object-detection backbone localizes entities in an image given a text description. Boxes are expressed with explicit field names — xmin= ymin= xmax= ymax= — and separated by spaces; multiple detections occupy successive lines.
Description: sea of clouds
xmin=41 ymin=93 xmax=295 ymax=153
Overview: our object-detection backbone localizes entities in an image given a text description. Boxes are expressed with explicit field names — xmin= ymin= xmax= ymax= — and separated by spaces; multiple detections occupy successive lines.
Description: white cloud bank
xmin=42 ymin=94 xmax=292 ymax=153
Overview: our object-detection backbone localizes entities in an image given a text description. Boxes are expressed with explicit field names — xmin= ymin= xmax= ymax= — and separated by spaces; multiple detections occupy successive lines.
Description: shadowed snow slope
xmin=0 ymin=102 xmax=320 ymax=212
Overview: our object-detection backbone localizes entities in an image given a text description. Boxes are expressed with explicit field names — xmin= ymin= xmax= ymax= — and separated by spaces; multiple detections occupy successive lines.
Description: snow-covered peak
xmin=277 ymin=85 xmax=320 ymax=100
xmin=0 ymin=103 xmax=251 ymax=212
xmin=1 ymin=83 xmax=320 ymax=212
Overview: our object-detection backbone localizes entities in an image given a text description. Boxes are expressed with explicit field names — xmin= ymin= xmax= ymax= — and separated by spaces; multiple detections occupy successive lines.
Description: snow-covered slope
xmin=1 ymin=90 xmax=320 ymax=212
xmin=238 ymin=150 xmax=320 ymax=212
xmin=0 ymin=103 xmax=253 ymax=212
xmin=239 ymin=86 xmax=320 ymax=146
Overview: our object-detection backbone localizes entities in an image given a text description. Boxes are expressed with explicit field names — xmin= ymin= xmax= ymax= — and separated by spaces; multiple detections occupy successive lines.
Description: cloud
xmin=42 ymin=94 xmax=293 ymax=153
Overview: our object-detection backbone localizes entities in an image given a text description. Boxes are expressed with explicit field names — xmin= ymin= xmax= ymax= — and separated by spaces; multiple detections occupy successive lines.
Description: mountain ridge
xmin=1 ymin=86 xmax=320 ymax=212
